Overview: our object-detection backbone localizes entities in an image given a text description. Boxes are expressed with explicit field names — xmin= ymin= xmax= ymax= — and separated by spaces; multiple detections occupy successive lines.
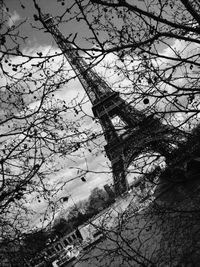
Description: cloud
xmin=12 ymin=31 xmax=200 ymax=228
xmin=7 ymin=11 xmax=21 ymax=28
xmin=3 ymin=44 xmax=137 ymax=228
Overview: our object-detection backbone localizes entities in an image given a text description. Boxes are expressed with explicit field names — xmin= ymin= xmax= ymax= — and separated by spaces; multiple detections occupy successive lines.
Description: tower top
xmin=41 ymin=13 xmax=115 ymax=106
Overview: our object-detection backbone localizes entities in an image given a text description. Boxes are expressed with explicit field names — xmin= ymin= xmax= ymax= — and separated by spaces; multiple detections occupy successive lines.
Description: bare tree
xmin=64 ymin=0 xmax=200 ymax=128
xmin=37 ymin=1 xmax=200 ymax=266
xmin=0 ymin=0 xmax=94 ymax=258
xmin=29 ymin=0 xmax=200 ymax=179
xmin=1 ymin=0 xmax=200 ymax=266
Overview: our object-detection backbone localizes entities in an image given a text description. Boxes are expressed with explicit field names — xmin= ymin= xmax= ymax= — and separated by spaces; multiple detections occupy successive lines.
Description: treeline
xmin=52 ymin=187 xmax=115 ymax=237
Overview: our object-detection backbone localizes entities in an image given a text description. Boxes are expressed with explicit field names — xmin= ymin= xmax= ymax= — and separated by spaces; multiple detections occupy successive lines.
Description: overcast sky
xmin=2 ymin=0 xmax=119 ymax=227
xmin=5 ymin=0 xmax=92 ymax=49
xmin=3 ymin=0 xmax=199 ymax=228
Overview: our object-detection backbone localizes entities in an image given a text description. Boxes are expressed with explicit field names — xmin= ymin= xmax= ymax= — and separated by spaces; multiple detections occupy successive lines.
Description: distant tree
xmin=86 ymin=187 xmax=109 ymax=214
xmin=52 ymin=217 xmax=73 ymax=237
xmin=66 ymin=200 xmax=89 ymax=228
xmin=23 ymin=230 xmax=48 ymax=258
xmin=62 ymin=189 xmax=111 ymax=230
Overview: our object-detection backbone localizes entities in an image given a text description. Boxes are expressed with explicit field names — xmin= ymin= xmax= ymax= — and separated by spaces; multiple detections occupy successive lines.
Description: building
xmin=32 ymin=199 xmax=128 ymax=266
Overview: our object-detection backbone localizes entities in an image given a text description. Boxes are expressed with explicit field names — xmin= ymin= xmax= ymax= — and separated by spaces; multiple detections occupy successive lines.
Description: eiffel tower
xmin=40 ymin=13 xmax=182 ymax=196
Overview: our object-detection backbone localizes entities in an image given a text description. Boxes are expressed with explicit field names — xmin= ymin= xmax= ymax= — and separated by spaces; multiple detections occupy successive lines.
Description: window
xmin=72 ymin=233 xmax=76 ymax=240
xmin=55 ymin=243 xmax=63 ymax=251
xmin=46 ymin=249 xmax=52 ymax=256
xmin=68 ymin=236 xmax=72 ymax=243
xmin=63 ymin=239 xmax=69 ymax=246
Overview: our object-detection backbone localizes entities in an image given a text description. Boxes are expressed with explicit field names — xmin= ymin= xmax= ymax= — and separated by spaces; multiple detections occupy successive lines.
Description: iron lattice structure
xmin=41 ymin=14 xmax=183 ymax=195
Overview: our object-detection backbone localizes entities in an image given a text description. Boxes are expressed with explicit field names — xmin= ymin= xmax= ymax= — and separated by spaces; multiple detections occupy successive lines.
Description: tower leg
xmin=112 ymin=157 xmax=128 ymax=196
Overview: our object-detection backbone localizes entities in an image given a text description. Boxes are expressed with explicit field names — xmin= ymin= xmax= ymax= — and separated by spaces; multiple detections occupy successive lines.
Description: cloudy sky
xmin=2 ymin=0 xmax=120 ymax=226
xmin=3 ymin=0 xmax=200 ymax=227
xmin=5 ymin=0 xmax=91 ymax=48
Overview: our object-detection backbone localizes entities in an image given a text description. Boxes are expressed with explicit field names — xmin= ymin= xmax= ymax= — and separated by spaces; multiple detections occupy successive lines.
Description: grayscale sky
xmin=3 ymin=0 xmax=116 ymax=226
xmin=3 ymin=0 xmax=194 ymax=227
xmin=5 ymin=0 xmax=91 ymax=49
